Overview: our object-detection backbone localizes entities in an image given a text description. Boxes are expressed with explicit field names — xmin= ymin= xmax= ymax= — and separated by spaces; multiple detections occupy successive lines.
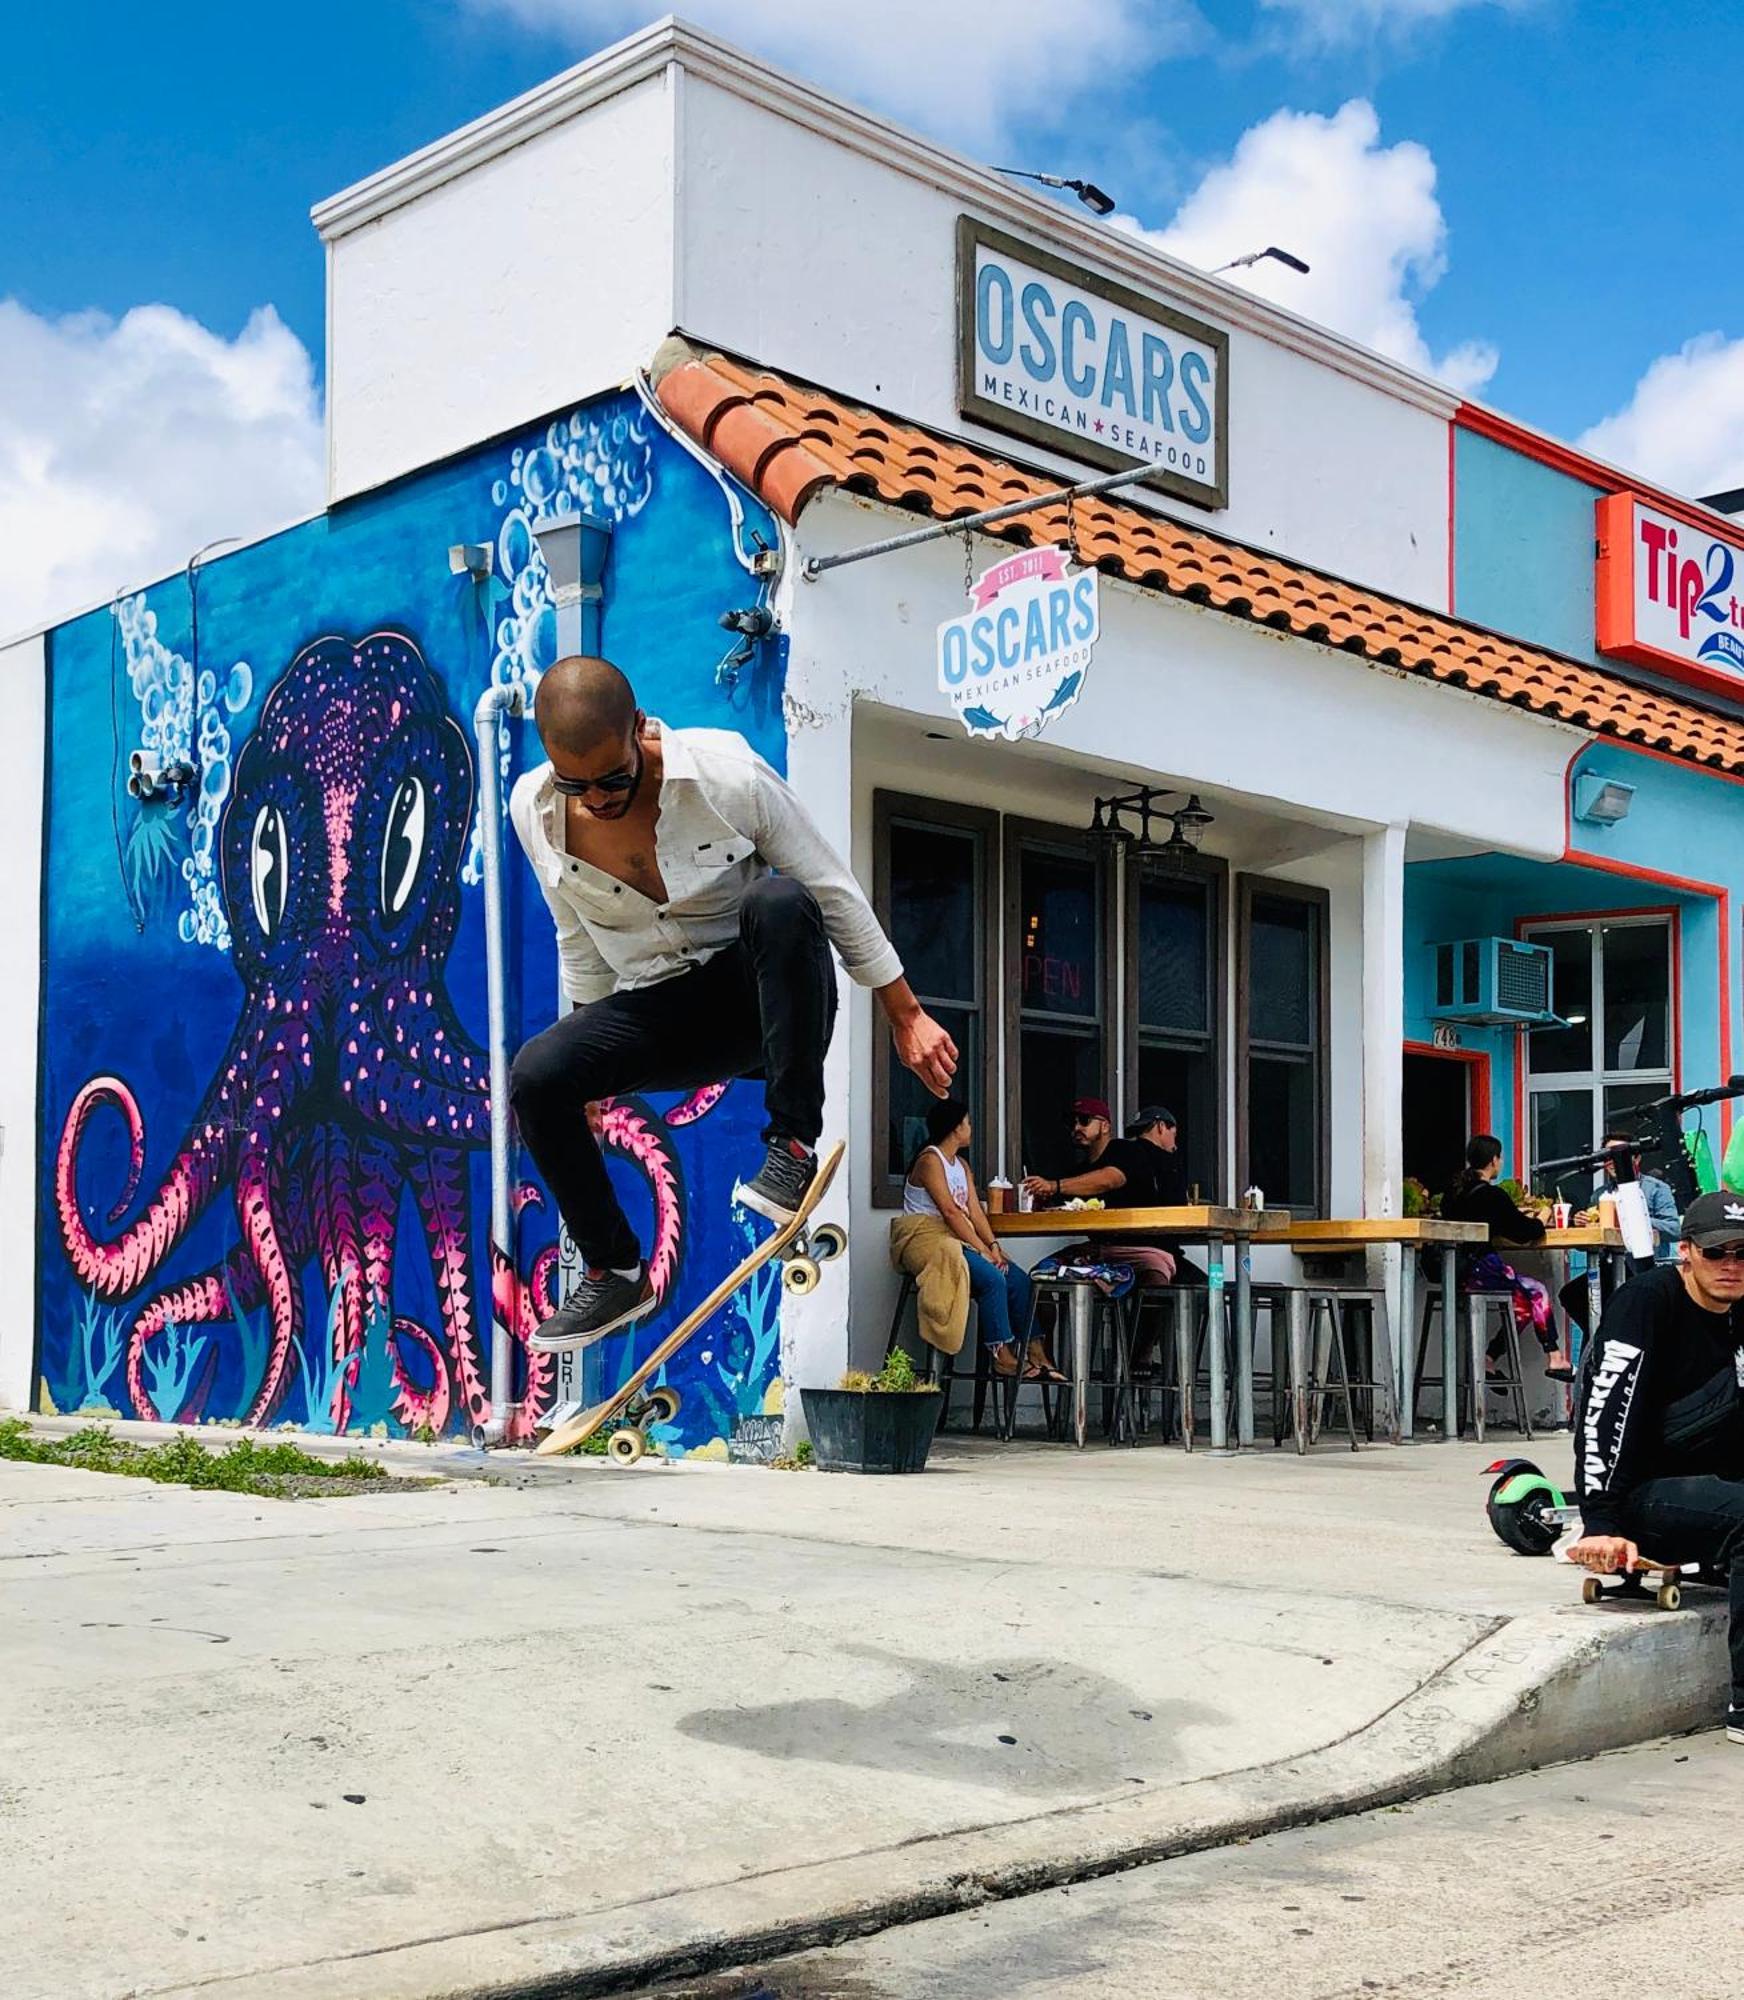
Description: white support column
xmin=1362 ymin=824 xmax=1408 ymax=1425
xmin=1361 ymin=823 xmax=1409 ymax=1216
xmin=0 ymin=634 xmax=46 ymax=1412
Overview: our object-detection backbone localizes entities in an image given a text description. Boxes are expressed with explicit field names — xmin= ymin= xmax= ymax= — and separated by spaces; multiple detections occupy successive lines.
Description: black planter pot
xmin=799 ymin=1387 xmax=942 ymax=1474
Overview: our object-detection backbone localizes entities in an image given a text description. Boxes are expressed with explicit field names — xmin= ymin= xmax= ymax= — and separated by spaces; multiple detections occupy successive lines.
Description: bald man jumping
xmin=509 ymin=657 xmax=957 ymax=1351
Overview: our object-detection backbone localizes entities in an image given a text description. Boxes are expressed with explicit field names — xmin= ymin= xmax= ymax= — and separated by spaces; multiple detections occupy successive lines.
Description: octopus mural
xmin=55 ymin=633 xmax=499 ymax=1428
xmin=51 ymin=627 xmax=741 ymax=1439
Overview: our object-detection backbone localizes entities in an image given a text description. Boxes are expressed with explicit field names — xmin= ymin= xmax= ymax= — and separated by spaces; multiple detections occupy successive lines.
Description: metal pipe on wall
xmin=473 ymin=679 xmax=527 ymax=1444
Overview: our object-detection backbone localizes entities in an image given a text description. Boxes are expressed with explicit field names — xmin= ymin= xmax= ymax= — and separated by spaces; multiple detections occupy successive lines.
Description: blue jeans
xmin=963 ymin=1249 xmax=1033 ymax=1350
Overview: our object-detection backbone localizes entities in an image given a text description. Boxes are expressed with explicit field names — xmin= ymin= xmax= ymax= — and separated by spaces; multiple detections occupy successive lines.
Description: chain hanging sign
xmin=936 ymin=543 xmax=1100 ymax=741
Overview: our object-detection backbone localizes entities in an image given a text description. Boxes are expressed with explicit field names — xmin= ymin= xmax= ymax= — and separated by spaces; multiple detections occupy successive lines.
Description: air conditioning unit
xmin=1430 ymin=937 xmax=1556 ymax=1026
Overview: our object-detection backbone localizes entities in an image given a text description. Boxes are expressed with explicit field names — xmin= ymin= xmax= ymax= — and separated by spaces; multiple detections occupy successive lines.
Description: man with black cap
xmin=1566 ymin=1191 xmax=1744 ymax=1741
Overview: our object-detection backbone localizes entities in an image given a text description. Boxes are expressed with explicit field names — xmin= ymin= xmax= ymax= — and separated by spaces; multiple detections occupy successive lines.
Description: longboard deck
xmin=533 ymin=1139 xmax=845 ymax=1459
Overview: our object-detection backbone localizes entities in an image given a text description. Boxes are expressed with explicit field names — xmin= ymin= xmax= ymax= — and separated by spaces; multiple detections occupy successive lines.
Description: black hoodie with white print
xmin=1576 ymin=1264 xmax=1744 ymax=1536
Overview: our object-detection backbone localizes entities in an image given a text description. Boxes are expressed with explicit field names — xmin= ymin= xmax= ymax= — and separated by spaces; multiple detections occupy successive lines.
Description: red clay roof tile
xmin=654 ymin=350 xmax=1744 ymax=775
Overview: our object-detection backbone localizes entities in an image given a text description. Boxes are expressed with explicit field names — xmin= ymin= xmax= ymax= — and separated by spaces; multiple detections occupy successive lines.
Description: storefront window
xmin=1011 ymin=827 xmax=1109 ymax=1181
xmin=1132 ymin=863 xmax=1222 ymax=1199
xmin=871 ymin=795 xmax=996 ymax=1205
xmin=1238 ymin=880 xmax=1327 ymax=1212
xmin=1526 ymin=916 xmax=1673 ymax=1198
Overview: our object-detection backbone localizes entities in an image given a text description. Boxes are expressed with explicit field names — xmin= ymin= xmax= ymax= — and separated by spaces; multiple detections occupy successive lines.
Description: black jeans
xmin=510 ymin=876 xmax=838 ymax=1270
xmin=1620 ymin=1475 xmax=1744 ymax=1708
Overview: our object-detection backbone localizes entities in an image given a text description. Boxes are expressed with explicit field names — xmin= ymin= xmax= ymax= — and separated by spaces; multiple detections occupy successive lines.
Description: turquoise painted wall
xmin=1452 ymin=429 xmax=1604 ymax=665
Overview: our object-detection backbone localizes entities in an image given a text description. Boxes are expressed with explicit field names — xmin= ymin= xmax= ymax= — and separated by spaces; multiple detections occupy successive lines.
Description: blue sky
xmin=5 ymin=0 xmax=1743 ymax=632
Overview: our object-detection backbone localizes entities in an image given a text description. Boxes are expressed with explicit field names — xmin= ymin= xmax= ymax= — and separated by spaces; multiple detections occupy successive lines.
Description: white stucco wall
xmin=676 ymin=73 xmax=1454 ymax=607
xmin=319 ymin=64 xmax=680 ymax=502
xmin=0 ymin=633 xmax=46 ymax=1411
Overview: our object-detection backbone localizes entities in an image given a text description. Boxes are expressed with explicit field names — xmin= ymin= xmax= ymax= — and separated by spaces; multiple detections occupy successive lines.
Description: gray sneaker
xmin=529 ymin=1268 xmax=655 ymax=1352
xmin=736 ymin=1138 xmax=817 ymax=1226
xmin=1728 ymin=1707 xmax=1744 ymax=1745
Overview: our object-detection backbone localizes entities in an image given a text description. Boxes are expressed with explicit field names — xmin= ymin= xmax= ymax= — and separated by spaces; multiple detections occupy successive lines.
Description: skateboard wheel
xmin=1582 ymin=1576 xmax=1603 ymax=1605
xmin=644 ymin=1388 xmax=682 ymax=1427
xmin=811 ymin=1223 xmax=847 ymax=1264
xmin=1656 ymin=1582 xmax=1682 ymax=1611
xmin=607 ymin=1428 xmax=646 ymax=1466
xmin=783 ymin=1256 xmax=822 ymax=1295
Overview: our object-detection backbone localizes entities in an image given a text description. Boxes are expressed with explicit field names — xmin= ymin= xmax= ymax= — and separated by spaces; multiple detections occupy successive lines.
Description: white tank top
xmin=904 ymin=1145 xmax=970 ymax=1219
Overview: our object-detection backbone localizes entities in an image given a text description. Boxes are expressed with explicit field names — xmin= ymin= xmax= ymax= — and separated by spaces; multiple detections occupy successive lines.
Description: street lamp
xmin=995 ymin=167 xmax=1118 ymax=217
xmin=1210 ymin=245 xmax=1311 ymax=277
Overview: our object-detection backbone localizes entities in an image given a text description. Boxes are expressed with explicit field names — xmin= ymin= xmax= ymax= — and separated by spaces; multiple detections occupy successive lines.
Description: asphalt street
xmin=637 ymin=1732 xmax=1744 ymax=1999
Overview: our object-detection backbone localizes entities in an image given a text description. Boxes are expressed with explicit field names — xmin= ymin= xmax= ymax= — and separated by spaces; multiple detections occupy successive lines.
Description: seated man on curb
xmin=508 ymin=655 xmax=955 ymax=1351
xmin=1565 ymin=1191 xmax=1744 ymax=1743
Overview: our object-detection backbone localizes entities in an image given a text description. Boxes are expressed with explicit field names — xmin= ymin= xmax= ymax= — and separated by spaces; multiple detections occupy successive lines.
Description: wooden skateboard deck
xmin=1562 ymin=1546 xmax=1721 ymax=1611
xmin=533 ymin=1140 xmax=846 ymax=1461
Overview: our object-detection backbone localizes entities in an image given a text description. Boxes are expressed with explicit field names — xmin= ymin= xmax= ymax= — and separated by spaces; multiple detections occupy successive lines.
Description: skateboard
xmin=1567 ymin=1551 xmax=1724 ymax=1612
xmin=533 ymin=1140 xmax=847 ymax=1464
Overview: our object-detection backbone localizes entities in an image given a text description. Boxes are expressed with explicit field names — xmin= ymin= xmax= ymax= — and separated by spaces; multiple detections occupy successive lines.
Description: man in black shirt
xmin=1567 ymin=1191 xmax=1744 ymax=1741
xmin=1021 ymin=1097 xmax=1162 ymax=1208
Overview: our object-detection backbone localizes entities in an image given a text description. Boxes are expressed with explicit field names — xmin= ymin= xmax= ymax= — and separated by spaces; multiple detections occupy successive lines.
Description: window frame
xmin=1521 ymin=910 xmax=1678 ymax=1179
xmin=1235 ymin=873 xmax=1331 ymax=1216
xmin=1124 ymin=850 xmax=1229 ymax=1202
xmin=1003 ymin=814 xmax=1120 ymax=1184
xmin=869 ymin=790 xmax=1000 ymax=1211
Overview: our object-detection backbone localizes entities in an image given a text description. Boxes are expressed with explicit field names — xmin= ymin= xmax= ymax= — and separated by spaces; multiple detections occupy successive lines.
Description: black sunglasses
xmin=1695 ymin=1243 xmax=1744 ymax=1264
xmin=551 ymin=742 xmax=642 ymax=799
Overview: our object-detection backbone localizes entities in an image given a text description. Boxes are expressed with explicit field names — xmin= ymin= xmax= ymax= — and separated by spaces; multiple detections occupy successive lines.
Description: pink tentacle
xmin=530 ymin=1245 xmax=560 ymax=1324
xmin=125 ymin=1250 xmax=263 ymax=1421
xmin=598 ymin=1100 xmax=685 ymax=1303
xmin=57 ymin=1077 xmax=234 ymax=1300
xmin=390 ymin=1317 xmax=452 ymax=1432
xmin=667 ymin=1082 xmax=729 ymax=1127
xmin=412 ymin=1146 xmax=491 ymax=1434
xmin=237 ymin=1048 xmax=315 ymax=1426
xmin=311 ymin=1128 xmax=368 ymax=1432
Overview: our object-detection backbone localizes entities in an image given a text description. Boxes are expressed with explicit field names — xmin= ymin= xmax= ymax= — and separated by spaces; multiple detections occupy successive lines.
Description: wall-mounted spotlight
xmin=449 ymin=543 xmax=494 ymax=581
xmin=1573 ymin=775 xmax=1635 ymax=826
xmin=128 ymin=752 xmax=197 ymax=804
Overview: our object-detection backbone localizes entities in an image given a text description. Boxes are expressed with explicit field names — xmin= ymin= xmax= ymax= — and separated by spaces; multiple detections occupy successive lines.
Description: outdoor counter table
xmin=990 ymin=1206 xmax=1288 ymax=1449
xmin=1277 ymin=1219 xmax=1485 ymax=1442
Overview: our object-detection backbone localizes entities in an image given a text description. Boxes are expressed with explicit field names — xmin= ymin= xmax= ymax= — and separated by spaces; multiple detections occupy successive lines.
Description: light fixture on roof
xmin=995 ymin=167 xmax=1117 ymax=217
xmin=1211 ymin=245 xmax=1311 ymax=277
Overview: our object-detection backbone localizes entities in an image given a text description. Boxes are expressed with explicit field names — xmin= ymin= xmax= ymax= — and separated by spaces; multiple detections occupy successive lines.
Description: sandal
xmin=1024 ymin=1339 xmax=1067 ymax=1383
xmin=1544 ymin=1352 xmax=1575 ymax=1381
xmin=989 ymin=1344 xmax=1019 ymax=1377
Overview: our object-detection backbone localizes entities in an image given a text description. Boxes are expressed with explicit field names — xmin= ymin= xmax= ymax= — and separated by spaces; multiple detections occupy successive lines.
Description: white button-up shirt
xmin=509 ymin=722 xmax=904 ymax=1007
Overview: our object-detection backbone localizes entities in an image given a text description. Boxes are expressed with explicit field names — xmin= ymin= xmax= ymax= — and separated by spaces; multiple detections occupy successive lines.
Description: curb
xmin=155 ymin=1600 xmax=1727 ymax=2000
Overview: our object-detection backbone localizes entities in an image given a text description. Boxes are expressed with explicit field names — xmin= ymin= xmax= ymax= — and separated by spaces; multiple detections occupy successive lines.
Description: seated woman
xmin=1439 ymin=1135 xmax=1573 ymax=1379
xmin=890 ymin=1098 xmax=1060 ymax=1380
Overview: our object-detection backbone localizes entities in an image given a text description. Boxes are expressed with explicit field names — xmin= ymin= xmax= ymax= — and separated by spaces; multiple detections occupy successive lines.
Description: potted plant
xmin=799 ymin=1347 xmax=941 ymax=1474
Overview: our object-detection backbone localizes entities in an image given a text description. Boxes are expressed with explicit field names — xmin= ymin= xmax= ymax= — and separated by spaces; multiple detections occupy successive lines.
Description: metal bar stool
xmin=889 ymin=1271 xmax=1011 ymax=1437
xmin=1279 ymin=1284 xmax=1360 ymax=1451
xmin=1027 ymin=1273 xmax=1130 ymax=1447
xmin=1331 ymin=1284 xmax=1402 ymax=1444
xmin=1414 ymin=1284 xmax=1534 ymax=1442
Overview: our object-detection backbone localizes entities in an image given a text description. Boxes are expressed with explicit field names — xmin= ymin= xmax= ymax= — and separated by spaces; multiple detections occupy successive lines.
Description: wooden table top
xmin=989 ymin=1204 xmax=1288 ymax=1238
xmin=1279 ymin=1217 xmax=1487 ymax=1246
xmin=1539 ymin=1225 xmax=1626 ymax=1249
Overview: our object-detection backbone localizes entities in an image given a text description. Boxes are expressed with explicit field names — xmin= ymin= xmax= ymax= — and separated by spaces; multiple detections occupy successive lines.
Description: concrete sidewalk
xmin=0 ymin=1428 xmax=1725 ymax=2000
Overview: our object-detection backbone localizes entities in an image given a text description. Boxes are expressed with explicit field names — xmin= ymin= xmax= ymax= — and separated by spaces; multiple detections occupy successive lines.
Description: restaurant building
xmin=4 ymin=21 xmax=1742 ymax=1446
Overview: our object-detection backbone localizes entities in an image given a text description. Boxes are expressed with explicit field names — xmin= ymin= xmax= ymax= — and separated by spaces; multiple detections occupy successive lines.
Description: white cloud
xmin=1259 ymin=0 xmax=1540 ymax=44
xmin=1130 ymin=99 xmax=1496 ymax=393
xmin=0 ymin=300 xmax=323 ymax=640
xmin=465 ymin=0 xmax=1199 ymax=150
xmin=1577 ymin=334 xmax=1744 ymax=500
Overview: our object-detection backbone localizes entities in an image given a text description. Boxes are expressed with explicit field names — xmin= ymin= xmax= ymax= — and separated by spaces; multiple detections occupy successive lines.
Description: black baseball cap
xmin=1680 ymin=1191 xmax=1744 ymax=1247
xmin=1125 ymin=1105 xmax=1177 ymax=1136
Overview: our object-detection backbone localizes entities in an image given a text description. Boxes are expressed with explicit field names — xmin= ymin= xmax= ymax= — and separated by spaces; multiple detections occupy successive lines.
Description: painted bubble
xmin=225 ymin=662 xmax=253 ymax=713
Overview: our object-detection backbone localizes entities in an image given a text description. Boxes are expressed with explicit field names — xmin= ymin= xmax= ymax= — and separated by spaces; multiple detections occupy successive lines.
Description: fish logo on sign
xmin=935 ymin=546 xmax=1100 ymax=742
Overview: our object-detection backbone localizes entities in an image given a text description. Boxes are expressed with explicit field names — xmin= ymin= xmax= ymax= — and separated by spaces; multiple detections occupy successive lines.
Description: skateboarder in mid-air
xmin=509 ymin=656 xmax=956 ymax=1352
xmin=1565 ymin=1191 xmax=1744 ymax=1741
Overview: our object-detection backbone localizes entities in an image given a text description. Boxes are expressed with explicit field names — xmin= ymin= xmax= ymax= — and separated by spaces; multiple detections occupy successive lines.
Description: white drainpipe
xmin=474 ymin=680 xmax=526 ymax=1445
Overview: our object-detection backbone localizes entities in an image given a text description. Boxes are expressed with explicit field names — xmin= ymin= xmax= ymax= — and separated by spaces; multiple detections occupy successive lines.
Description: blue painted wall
xmin=1453 ymin=429 xmax=1605 ymax=665
xmin=1406 ymin=738 xmax=1740 ymax=1183
xmin=37 ymin=390 xmax=787 ymax=1451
